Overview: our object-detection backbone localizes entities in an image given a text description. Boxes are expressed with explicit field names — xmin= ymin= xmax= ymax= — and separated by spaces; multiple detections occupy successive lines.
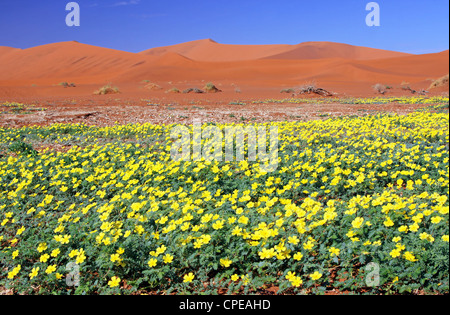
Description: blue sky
xmin=0 ymin=0 xmax=448 ymax=54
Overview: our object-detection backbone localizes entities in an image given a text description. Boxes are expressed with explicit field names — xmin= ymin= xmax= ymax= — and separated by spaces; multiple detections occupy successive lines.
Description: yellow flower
xmin=134 ymin=225 xmax=145 ymax=234
xmin=212 ymin=220 xmax=224 ymax=230
xmin=40 ymin=254 xmax=50 ymax=263
xmin=303 ymin=242 xmax=314 ymax=250
xmin=310 ymin=271 xmax=322 ymax=281
xmin=183 ymin=272 xmax=195 ymax=283
xmin=156 ymin=245 xmax=167 ymax=256
xmin=383 ymin=217 xmax=394 ymax=227
xmin=288 ymin=236 xmax=300 ymax=245
xmin=231 ymin=274 xmax=240 ymax=281
xmin=16 ymin=226 xmax=26 ymax=236
xmin=54 ymin=234 xmax=71 ymax=244
xmin=442 ymin=235 xmax=449 ymax=242
xmin=238 ymin=215 xmax=249 ymax=225
xmin=329 ymin=247 xmax=340 ymax=257
xmin=232 ymin=226 xmax=242 ymax=236
xmin=409 ymin=223 xmax=419 ymax=232
xmin=116 ymin=248 xmax=125 ymax=255
xmin=395 ymin=243 xmax=405 ymax=251
xmin=404 ymin=251 xmax=417 ymax=262
xmin=258 ymin=248 xmax=275 ymax=259
xmin=351 ymin=217 xmax=364 ymax=229
xmin=290 ymin=276 xmax=303 ymax=287
xmin=37 ymin=243 xmax=48 ymax=253
xmin=45 ymin=265 xmax=57 ymax=274
xmin=7 ymin=265 xmax=21 ymax=279
xmin=390 ymin=248 xmax=401 ymax=258
xmin=431 ymin=217 xmax=442 ymax=224
xmin=148 ymin=258 xmax=157 ymax=268
xmin=293 ymin=252 xmax=303 ymax=261
xmin=163 ymin=254 xmax=174 ymax=264
xmin=108 ymin=276 xmax=121 ymax=288
xmin=285 ymin=271 xmax=296 ymax=281
xmin=76 ymin=253 xmax=86 ymax=265
xmin=220 ymin=258 xmax=232 ymax=268
xmin=110 ymin=253 xmax=121 ymax=263
xmin=29 ymin=267 xmax=39 ymax=280
xmin=69 ymin=249 xmax=79 ymax=258
xmin=420 ymin=232 xmax=435 ymax=243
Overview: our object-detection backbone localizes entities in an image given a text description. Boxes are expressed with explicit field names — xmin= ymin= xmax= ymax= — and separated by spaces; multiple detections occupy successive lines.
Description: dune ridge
xmin=140 ymin=39 xmax=411 ymax=62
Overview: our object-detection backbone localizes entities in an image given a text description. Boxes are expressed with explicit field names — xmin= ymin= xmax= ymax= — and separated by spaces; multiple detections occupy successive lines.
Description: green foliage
xmin=8 ymin=140 xmax=37 ymax=156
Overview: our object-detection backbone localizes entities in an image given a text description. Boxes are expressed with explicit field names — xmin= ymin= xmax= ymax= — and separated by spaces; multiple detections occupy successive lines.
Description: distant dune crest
xmin=140 ymin=39 xmax=412 ymax=61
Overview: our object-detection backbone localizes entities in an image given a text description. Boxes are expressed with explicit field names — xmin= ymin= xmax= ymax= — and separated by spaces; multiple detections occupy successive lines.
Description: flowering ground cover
xmin=253 ymin=96 xmax=450 ymax=106
xmin=0 ymin=108 xmax=448 ymax=295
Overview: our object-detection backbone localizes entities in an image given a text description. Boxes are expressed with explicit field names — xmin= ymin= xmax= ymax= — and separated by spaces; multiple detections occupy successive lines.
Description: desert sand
xmin=0 ymin=39 xmax=448 ymax=127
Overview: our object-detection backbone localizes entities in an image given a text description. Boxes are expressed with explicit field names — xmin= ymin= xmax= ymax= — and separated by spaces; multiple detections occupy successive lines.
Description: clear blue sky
xmin=0 ymin=0 xmax=448 ymax=54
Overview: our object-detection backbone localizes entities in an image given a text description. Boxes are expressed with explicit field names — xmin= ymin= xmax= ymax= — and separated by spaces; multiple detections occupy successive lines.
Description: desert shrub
xmin=429 ymin=75 xmax=449 ymax=90
xmin=296 ymin=82 xmax=333 ymax=97
xmin=94 ymin=84 xmax=120 ymax=95
xmin=204 ymin=82 xmax=221 ymax=93
xmin=402 ymin=85 xmax=413 ymax=91
xmin=145 ymin=83 xmax=163 ymax=91
xmin=373 ymin=83 xmax=387 ymax=95
xmin=298 ymin=82 xmax=317 ymax=94
xmin=57 ymin=82 xmax=76 ymax=88
xmin=281 ymin=88 xmax=296 ymax=94
xmin=183 ymin=88 xmax=205 ymax=94
xmin=165 ymin=88 xmax=180 ymax=94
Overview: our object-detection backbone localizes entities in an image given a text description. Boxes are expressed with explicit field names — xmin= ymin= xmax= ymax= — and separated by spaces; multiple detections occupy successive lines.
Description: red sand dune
xmin=263 ymin=41 xmax=411 ymax=60
xmin=140 ymin=39 xmax=410 ymax=61
xmin=0 ymin=46 xmax=21 ymax=56
xmin=140 ymin=39 xmax=292 ymax=62
xmin=0 ymin=39 xmax=448 ymax=98
xmin=0 ymin=41 xmax=149 ymax=84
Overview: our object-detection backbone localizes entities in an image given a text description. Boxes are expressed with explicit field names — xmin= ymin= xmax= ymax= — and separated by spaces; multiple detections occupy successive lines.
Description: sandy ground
xmin=0 ymin=93 xmax=430 ymax=128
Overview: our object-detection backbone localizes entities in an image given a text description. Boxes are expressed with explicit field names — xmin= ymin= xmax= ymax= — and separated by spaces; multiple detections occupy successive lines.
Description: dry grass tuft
xmin=94 ymin=84 xmax=120 ymax=95
xmin=429 ymin=74 xmax=449 ymax=90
